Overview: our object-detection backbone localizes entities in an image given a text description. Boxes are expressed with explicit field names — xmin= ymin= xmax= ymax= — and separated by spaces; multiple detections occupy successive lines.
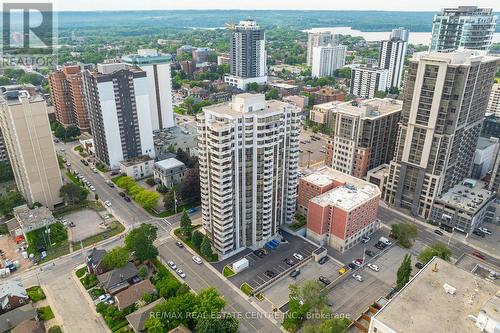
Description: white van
xmin=379 ymin=237 xmax=392 ymax=246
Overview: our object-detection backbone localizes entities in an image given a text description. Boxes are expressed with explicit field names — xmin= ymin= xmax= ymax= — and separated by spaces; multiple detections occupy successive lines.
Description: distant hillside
xmin=54 ymin=10 xmax=483 ymax=34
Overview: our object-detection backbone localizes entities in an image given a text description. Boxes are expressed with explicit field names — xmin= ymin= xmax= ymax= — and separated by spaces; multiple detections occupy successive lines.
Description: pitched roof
xmin=114 ymin=280 xmax=156 ymax=310
xmin=12 ymin=318 xmax=45 ymax=333
xmin=87 ymin=248 xmax=107 ymax=265
xmin=126 ymin=297 xmax=165 ymax=332
xmin=0 ymin=280 xmax=27 ymax=310
xmin=97 ymin=262 xmax=138 ymax=290
xmin=168 ymin=325 xmax=192 ymax=333
xmin=0 ymin=303 xmax=36 ymax=333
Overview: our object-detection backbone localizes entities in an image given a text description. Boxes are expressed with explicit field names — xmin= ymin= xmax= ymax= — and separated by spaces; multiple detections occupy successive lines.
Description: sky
xmin=52 ymin=1 xmax=500 ymax=12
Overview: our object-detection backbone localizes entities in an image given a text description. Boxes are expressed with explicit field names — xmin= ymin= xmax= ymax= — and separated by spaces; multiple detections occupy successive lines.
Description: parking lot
xmin=327 ymin=245 xmax=413 ymax=318
xmin=299 ymin=129 xmax=327 ymax=167
xmin=64 ymin=209 xmax=106 ymax=242
xmin=262 ymin=256 xmax=342 ymax=310
xmin=215 ymin=232 xmax=319 ymax=290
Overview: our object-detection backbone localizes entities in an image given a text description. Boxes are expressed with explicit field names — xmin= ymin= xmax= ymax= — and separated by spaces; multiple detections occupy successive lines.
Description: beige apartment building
xmin=0 ymin=90 xmax=62 ymax=209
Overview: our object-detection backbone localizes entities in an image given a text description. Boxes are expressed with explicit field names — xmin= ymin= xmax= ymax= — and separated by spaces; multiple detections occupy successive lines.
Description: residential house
xmin=10 ymin=205 xmax=56 ymax=239
xmin=114 ymin=280 xmax=156 ymax=311
xmin=153 ymin=158 xmax=186 ymax=188
xmin=119 ymin=156 xmax=154 ymax=180
xmin=12 ymin=318 xmax=45 ymax=333
xmin=86 ymin=248 xmax=108 ymax=275
xmin=97 ymin=262 xmax=139 ymax=294
xmin=0 ymin=303 xmax=37 ymax=333
xmin=0 ymin=280 xmax=30 ymax=315
xmin=126 ymin=297 xmax=165 ymax=333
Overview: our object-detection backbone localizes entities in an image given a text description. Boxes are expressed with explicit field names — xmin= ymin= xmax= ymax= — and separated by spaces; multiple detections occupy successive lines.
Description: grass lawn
xmin=37 ymin=306 xmax=55 ymax=321
xmin=80 ymin=273 xmax=99 ymax=290
xmin=174 ymin=227 xmax=218 ymax=262
xmin=26 ymin=286 xmax=46 ymax=302
xmin=289 ymin=214 xmax=307 ymax=231
xmin=223 ymin=266 xmax=235 ymax=277
xmin=89 ymin=287 xmax=105 ymax=300
xmin=240 ymin=283 xmax=254 ymax=296
xmin=75 ymin=267 xmax=87 ymax=278
xmin=39 ymin=241 xmax=70 ymax=264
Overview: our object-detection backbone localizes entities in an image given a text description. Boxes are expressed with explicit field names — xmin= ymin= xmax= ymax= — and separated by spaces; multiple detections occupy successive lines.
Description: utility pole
xmin=174 ymin=190 xmax=178 ymax=214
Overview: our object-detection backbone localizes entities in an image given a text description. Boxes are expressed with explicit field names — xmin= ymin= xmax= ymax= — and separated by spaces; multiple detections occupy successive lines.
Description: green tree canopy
xmin=396 ymin=254 xmax=412 ymax=290
xmin=0 ymin=162 xmax=14 ymax=183
xmin=192 ymin=230 xmax=203 ymax=250
xmin=125 ymin=224 xmax=158 ymax=262
xmin=101 ymin=246 xmax=129 ymax=270
xmin=418 ymin=243 xmax=452 ymax=264
xmin=180 ymin=211 xmax=192 ymax=235
xmin=200 ymin=235 xmax=213 ymax=258
xmin=163 ymin=189 xmax=176 ymax=212
xmin=196 ymin=315 xmax=238 ymax=333
xmin=60 ymin=183 xmax=87 ymax=204
xmin=390 ymin=223 xmax=418 ymax=248
xmin=0 ymin=191 xmax=25 ymax=218
xmin=195 ymin=287 xmax=226 ymax=315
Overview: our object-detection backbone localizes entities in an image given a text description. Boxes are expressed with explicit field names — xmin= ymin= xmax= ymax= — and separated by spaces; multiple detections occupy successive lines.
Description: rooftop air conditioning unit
xmin=443 ymin=283 xmax=456 ymax=295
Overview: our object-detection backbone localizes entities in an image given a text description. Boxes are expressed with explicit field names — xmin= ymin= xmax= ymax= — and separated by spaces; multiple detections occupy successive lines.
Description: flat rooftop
xmin=119 ymin=155 xmax=153 ymax=167
xmin=312 ymin=101 xmax=343 ymax=112
xmin=305 ymin=167 xmax=380 ymax=211
xmin=13 ymin=204 xmax=55 ymax=227
xmin=154 ymin=157 xmax=185 ymax=170
xmin=203 ymin=93 xmax=295 ymax=117
xmin=412 ymin=49 xmax=498 ymax=66
xmin=367 ymin=164 xmax=390 ymax=177
xmin=373 ymin=257 xmax=499 ymax=333
xmin=271 ymin=82 xmax=298 ymax=89
xmin=476 ymin=136 xmax=498 ymax=150
xmin=436 ymin=179 xmax=494 ymax=213
xmin=337 ymin=98 xmax=402 ymax=118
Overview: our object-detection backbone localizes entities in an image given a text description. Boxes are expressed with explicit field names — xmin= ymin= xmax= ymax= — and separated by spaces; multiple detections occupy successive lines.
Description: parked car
xmin=110 ymin=171 xmax=119 ymax=176
xmin=415 ymin=262 xmax=425 ymax=269
xmin=187 ymin=207 xmax=197 ymax=214
xmin=352 ymin=274 xmax=363 ymax=282
xmin=290 ymin=269 xmax=300 ymax=278
xmin=374 ymin=242 xmax=386 ymax=250
xmin=90 ymin=186 xmax=96 ymax=192
xmin=473 ymin=229 xmax=485 ymax=237
xmin=365 ymin=250 xmax=375 ymax=257
xmin=361 ymin=236 xmax=370 ymax=243
xmin=367 ymin=263 xmax=380 ymax=272
xmin=265 ymin=270 xmax=276 ymax=278
xmin=284 ymin=258 xmax=295 ymax=266
xmin=338 ymin=266 xmax=350 ymax=275
xmin=318 ymin=276 xmax=331 ymax=285
xmin=175 ymin=241 xmax=184 ymax=248
xmin=119 ymin=192 xmax=126 ymax=197
xmin=348 ymin=263 xmax=358 ymax=270
xmin=434 ymin=229 xmax=444 ymax=236
xmin=176 ymin=268 xmax=186 ymax=278
xmin=253 ymin=249 xmax=265 ymax=258
xmin=478 ymin=227 xmax=492 ymax=235
xmin=168 ymin=261 xmax=177 ymax=270
xmin=192 ymin=256 xmax=202 ymax=265
xmin=104 ymin=200 xmax=112 ymax=207
xmin=293 ymin=253 xmax=304 ymax=261
xmin=92 ymin=167 xmax=98 ymax=173
xmin=123 ymin=196 xmax=131 ymax=202
xmin=318 ymin=256 xmax=329 ymax=265
xmin=472 ymin=251 xmax=486 ymax=260
xmin=353 ymin=259 xmax=363 ymax=267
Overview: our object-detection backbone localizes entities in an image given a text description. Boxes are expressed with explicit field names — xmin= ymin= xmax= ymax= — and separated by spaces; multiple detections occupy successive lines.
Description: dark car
xmin=365 ymin=250 xmax=375 ymax=257
xmin=290 ymin=269 xmax=300 ymax=278
xmin=124 ymin=196 xmax=131 ymax=202
xmin=175 ymin=241 xmax=184 ymax=248
xmin=439 ymin=225 xmax=453 ymax=233
xmin=265 ymin=270 xmax=276 ymax=278
xmin=374 ymin=242 xmax=386 ymax=250
xmin=119 ymin=192 xmax=126 ymax=197
xmin=473 ymin=229 xmax=485 ymax=237
xmin=348 ymin=263 xmax=358 ymax=270
xmin=415 ymin=262 xmax=424 ymax=269
xmin=253 ymin=249 xmax=265 ymax=258
xmin=318 ymin=276 xmax=331 ymax=285
xmin=434 ymin=229 xmax=444 ymax=236
xmin=284 ymin=258 xmax=295 ymax=266
xmin=318 ymin=256 xmax=329 ymax=265
xmin=472 ymin=251 xmax=486 ymax=260
xmin=110 ymin=171 xmax=119 ymax=176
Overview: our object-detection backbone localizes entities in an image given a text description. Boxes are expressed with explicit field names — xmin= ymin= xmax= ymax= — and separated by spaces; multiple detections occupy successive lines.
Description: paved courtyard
xmin=64 ymin=209 xmax=105 ymax=242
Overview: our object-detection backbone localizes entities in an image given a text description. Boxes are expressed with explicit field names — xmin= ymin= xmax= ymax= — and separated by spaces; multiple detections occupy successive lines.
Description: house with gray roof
xmin=97 ymin=262 xmax=139 ymax=294
xmin=153 ymin=158 xmax=186 ymax=188
xmin=0 ymin=280 xmax=29 ymax=315
xmin=0 ymin=303 xmax=36 ymax=333
xmin=87 ymin=248 xmax=108 ymax=275
xmin=126 ymin=298 xmax=164 ymax=332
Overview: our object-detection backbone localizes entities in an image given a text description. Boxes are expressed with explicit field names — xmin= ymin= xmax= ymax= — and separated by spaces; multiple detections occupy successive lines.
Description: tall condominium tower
xmin=0 ymin=129 xmax=8 ymax=162
xmin=430 ymin=6 xmax=497 ymax=52
xmin=378 ymin=28 xmax=409 ymax=89
xmin=311 ymin=45 xmax=347 ymax=78
xmin=325 ymin=98 xmax=402 ymax=178
xmin=82 ymin=63 xmax=155 ymax=169
xmin=385 ymin=51 xmax=498 ymax=218
xmin=0 ymin=90 xmax=62 ymax=209
xmin=487 ymin=83 xmax=500 ymax=117
xmin=48 ymin=64 xmax=90 ymax=132
xmin=224 ymin=20 xmax=267 ymax=90
xmin=350 ymin=66 xmax=389 ymax=99
xmin=198 ymin=94 xmax=300 ymax=258
xmin=122 ymin=49 xmax=175 ymax=130
xmin=307 ymin=31 xmax=335 ymax=66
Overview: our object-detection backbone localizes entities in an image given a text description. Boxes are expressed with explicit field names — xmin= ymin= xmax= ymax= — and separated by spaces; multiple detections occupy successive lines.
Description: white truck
xmin=379 ymin=236 xmax=392 ymax=246
xmin=232 ymin=258 xmax=249 ymax=273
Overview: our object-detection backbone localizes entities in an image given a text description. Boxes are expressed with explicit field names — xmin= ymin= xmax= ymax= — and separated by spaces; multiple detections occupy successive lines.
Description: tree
xmin=163 ymin=189 xmax=176 ymax=211
xmin=101 ymin=246 xmax=129 ymax=270
xmin=390 ymin=223 xmax=418 ymax=248
xmin=177 ymin=168 xmax=200 ymax=203
xmin=54 ymin=126 xmax=66 ymax=140
xmin=125 ymin=224 xmax=158 ymax=262
xmin=396 ymin=254 xmax=412 ymax=290
xmin=195 ymin=287 xmax=226 ymax=315
xmin=156 ymin=184 xmax=168 ymax=194
xmin=145 ymin=178 xmax=156 ymax=186
xmin=0 ymin=191 xmax=25 ymax=218
xmin=192 ymin=230 xmax=203 ymax=250
xmin=167 ymin=144 xmax=176 ymax=153
xmin=144 ymin=317 xmax=165 ymax=333
xmin=153 ymin=292 xmax=198 ymax=329
xmin=200 ymin=235 xmax=213 ymax=258
xmin=60 ymin=183 xmax=87 ymax=204
xmin=65 ymin=126 xmax=80 ymax=138
xmin=94 ymin=193 xmax=99 ymax=201
xmin=138 ymin=266 xmax=148 ymax=279
xmin=246 ymin=82 xmax=259 ymax=92
xmin=374 ymin=90 xmax=387 ymax=98
xmin=180 ymin=211 xmax=192 ymax=235
xmin=0 ymin=161 xmax=14 ymax=183
xmin=196 ymin=315 xmax=238 ymax=333
xmin=418 ymin=243 xmax=452 ymax=264
xmin=265 ymin=88 xmax=280 ymax=100
xmin=156 ymin=277 xmax=181 ymax=299
xmin=284 ymin=280 xmax=328 ymax=332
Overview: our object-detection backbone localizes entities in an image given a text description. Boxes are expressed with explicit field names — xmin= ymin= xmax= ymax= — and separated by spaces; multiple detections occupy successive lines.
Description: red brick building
xmin=297 ymin=167 xmax=381 ymax=252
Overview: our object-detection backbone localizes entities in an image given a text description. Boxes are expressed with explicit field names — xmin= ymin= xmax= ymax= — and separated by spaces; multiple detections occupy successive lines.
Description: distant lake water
xmin=305 ymin=27 xmax=500 ymax=45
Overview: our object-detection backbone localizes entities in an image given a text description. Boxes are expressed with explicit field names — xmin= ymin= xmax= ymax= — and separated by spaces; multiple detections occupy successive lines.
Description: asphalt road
xmin=158 ymin=240 xmax=281 ymax=333
xmin=378 ymin=206 xmax=500 ymax=267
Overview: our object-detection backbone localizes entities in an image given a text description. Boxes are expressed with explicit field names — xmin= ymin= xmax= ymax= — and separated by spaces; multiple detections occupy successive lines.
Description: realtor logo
xmin=2 ymin=2 xmax=54 ymax=54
